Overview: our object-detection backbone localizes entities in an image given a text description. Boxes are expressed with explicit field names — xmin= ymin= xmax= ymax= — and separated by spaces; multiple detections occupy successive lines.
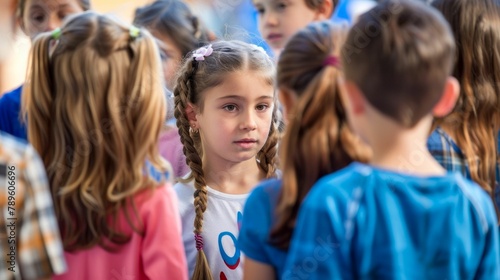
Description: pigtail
xmin=22 ymin=33 xmax=54 ymax=169
xmin=174 ymin=60 xmax=213 ymax=280
xmin=270 ymin=24 xmax=371 ymax=248
xmin=257 ymin=105 xmax=280 ymax=178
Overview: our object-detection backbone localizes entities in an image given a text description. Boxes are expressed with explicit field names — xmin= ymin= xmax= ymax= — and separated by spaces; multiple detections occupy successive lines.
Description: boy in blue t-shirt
xmin=283 ymin=1 xmax=500 ymax=279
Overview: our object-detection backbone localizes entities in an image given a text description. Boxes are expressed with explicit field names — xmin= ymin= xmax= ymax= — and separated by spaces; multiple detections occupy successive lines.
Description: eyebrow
xmin=217 ymin=95 xmax=273 ymax=101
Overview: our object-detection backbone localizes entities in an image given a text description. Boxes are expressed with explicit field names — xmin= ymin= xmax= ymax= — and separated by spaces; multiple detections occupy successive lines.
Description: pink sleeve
xmin=141 ymin=184 xmax=188 ymax=280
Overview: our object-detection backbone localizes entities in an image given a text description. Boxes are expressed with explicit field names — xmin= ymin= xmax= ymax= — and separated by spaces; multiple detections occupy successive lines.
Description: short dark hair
xmin=341 ymin=0 xmax=455 ymax=127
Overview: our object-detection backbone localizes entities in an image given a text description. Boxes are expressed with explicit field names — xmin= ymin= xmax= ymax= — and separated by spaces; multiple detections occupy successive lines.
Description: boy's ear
xmin=343 ymin=80 xmax=365 ymax=116
xmin=315 ymin=0 xmax=334 ymax=20
xmin=185 ymin=102 xmax=199 ymax=128
xmin=432 ymin=77 xmax=460 ymax=117
xmin=278 ymin=87 xmax=297 ymax=124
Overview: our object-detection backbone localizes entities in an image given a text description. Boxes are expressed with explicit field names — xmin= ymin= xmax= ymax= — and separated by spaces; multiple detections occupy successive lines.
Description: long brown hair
xmin=22 ymin=11 xmax=169 ymax=251
xmin=432 ymin=0 xmax=500 ymax=194
xmin=174 ymin=40 xmax=279 ymax=280
xmin=270 ymin=21 xmax=371 ymax=250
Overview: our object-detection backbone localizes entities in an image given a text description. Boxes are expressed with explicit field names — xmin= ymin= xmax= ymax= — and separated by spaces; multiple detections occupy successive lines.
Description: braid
xmin=174 ymin=60 xmax=213 ymax=280
xmin=257 ymin=106 xmax=280 ymax=178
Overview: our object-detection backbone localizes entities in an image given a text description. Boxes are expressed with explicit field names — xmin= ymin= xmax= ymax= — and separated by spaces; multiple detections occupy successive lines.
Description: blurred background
xmin=0 ymin=0 xmax=374 ymax=94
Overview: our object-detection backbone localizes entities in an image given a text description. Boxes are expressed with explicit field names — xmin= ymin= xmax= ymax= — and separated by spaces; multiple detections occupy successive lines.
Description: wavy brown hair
xmin=174 ymin=40 xmax=279 ymax=280
xmin=432 ymin=0 xmax=500 ymax=195
xmin=270 ymin=21 xmax=371 ymax=250
xmin=22 ymin=11 xmax=169 ymax=251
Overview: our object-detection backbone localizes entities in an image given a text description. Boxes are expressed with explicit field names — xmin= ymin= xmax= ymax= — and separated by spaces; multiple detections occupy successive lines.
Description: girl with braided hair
xmin=22 ymin=12 xmax=187 ymax=279
xmin=173 ymin=40 xmax=280 ymax=280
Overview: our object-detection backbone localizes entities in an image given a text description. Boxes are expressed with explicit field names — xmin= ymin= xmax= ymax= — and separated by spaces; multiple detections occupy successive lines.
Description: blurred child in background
xmin=134 ymin=0 xmax=213 ymax=179
xmin=0 ymin=0 xmax=91 ymax=140
xmin=252 ymin=0 xmax=336 ymax=56
xmin=427 ymin=0 xmax=500 ymax=213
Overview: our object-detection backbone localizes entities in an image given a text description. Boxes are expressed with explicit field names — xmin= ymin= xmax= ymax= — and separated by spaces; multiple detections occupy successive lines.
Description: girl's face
xmin=19 ymin=0 xmax=84 ymax=40
xmin=254 ymin=0 xmax=328 ymax=54
xmin=152 ymin=31 xmax=183 ymax=91
xmin=191 ymin=71 xmax=275 ymax=166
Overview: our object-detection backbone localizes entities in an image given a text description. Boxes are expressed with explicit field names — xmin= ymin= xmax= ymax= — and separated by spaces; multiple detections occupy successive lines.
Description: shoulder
xmin=453 ymin=175 xmax=498 ymax=230
xmin=0 ymin=85 xmax=23 ymax=106
xmin=135 ymin=183 xmax=177 ymax=210
xmin=173 ymin=180 xmax=195 ymax=215
xmin=306 ymin=163 xmax=365 ymax=201
xmin=246 ymin=178 xmax=282 ymax=207
xmin=174 ymin=180 xmax=195 ymax=198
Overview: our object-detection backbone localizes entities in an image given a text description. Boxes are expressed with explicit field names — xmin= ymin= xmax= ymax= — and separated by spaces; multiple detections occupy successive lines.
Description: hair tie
xmin=129 ymin=25 xmax=140 ymax=39
xmin=51 ymin=28 xmax=62 ymax=40
xmin=193 ymin=44 xmax=213 ymax=61
xmin=323 ymin=56 xmax=341 ymax=68
xmin=194 ymin=234 xmax=204 ymax=251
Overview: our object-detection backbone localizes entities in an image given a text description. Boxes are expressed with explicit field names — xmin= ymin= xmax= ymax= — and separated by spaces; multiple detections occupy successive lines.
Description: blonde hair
xmin=22 ymin=11 xmax=169 ymax=251
xmin=173 ymin=40 xmax=279 ymax=279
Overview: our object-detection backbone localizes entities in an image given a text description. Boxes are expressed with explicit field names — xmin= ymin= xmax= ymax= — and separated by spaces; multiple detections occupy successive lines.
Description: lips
xmin=234 ymin=138 xmax=258 ymax=149
xmin=266 ymin=33 xmax=283 ymax=42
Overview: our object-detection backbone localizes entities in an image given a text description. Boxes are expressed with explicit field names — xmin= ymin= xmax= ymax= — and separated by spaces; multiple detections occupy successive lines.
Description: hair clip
xmin=192 ymin=44 xmax=213 ymax=61
xmin=129 ymin=25 xmax=140 ymax=39
xmin=323 ymin=56 xmax=341 ymax=68
xmin=51 ymin=28 xmax=62 ymax=40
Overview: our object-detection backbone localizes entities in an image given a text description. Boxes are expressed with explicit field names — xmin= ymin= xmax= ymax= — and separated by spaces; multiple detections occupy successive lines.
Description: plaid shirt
xmin=427 ymin=127 xmax=500 ymax=209
xmin=0 ymin=132 xmax=66 ymax=279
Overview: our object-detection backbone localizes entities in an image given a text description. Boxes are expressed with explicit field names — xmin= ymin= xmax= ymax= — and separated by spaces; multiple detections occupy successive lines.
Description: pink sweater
xmin=54 ymin=184 xmax=188 ymax=280
xmin=158 ymin=127 xmax=190 ymax=179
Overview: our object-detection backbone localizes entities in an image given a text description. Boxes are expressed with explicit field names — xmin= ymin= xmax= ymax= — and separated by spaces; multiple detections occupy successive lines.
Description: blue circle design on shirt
xmin=218 ymin=231 xmax=240 ymax=269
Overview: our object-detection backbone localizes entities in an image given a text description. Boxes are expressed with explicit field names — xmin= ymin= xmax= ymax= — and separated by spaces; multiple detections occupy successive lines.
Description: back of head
xmin=432 ymin=0 xmax=500 ymax=194
xmin=342 ymin=0 xmax=455 ymax=127
xmin=173 ymin=40 xmax=278 ymax=279
xmin=133 ymin=0 xmax=211 ymax=57
xmin=23 ymin=11 xmax=168 ymax=251
xmin=271 ymin=21 xmax=371 ymax=249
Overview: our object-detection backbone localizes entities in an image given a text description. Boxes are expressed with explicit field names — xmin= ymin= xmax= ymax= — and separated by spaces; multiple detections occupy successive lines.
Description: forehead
xmin=24 ymin=0 xmax=79 ymax=10
xmin=202 ymin=71 xmax=274 ymax=102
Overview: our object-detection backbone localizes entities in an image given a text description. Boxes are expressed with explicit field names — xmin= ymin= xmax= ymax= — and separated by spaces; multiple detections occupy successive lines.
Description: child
xmin=173 ymin=41 xmax=280 ymax=280
xmin=0 ymin=0 xmax=90 ymax=140
xmin=252 ymin=0 xmax=336 ymax=56
xmin=133 ymin=0 xmax=213 ymax=179
xmin=22 ymin=11 xmax=188 ymax=280
xmin=133 ymin=0 xmax=212 ymax=90
xmin=284 ymin=1 xmax=500 ymax=279
xmin=238 ymin=21 xmax=371 ymax=280
xmin=0 ymin=131 xmax=66 ymax=280
xmin=427 ymin=0 xmax=500 ymax=210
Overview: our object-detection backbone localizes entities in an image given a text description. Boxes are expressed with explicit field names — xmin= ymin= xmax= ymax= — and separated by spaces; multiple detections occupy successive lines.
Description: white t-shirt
xmin=174 ymin=180 xmax=248 ymax=280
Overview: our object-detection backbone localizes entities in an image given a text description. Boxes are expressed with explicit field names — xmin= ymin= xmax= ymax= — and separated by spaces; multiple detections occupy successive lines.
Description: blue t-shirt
xmin=238 ymin=179 xmax=288 ymax=278
xmin=0 ymin=85 xmax=26 ymax=140
xmin=284 ymin=162 xmax=500 ymax=279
